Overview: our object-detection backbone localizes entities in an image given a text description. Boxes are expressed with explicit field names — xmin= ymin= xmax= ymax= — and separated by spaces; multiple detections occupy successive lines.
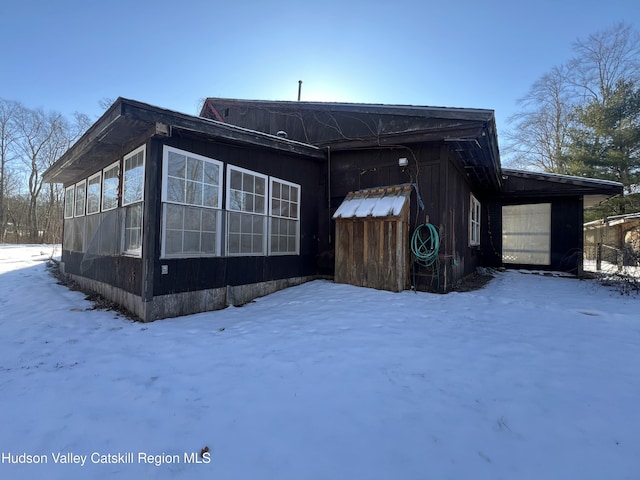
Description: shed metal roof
xmin=333 ymin=184 xmax=412 ymax=219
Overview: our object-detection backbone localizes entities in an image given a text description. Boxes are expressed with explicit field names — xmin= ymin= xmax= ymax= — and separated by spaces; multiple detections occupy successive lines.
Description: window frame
xmin=225 ymin=165 xmax=269 ymax=256
xmin=268 ymin=177 xmax=301 ymax=255
xmin=160 ymin=146 xmax=224 ymax=258
xmin=121 ymin=145 xmax=145 ymax=256
xmin=161 ymin=146 xmax=223 ymax=208
xmin=102 ymin=161 xmax=120 ymax=212
xmin=86 ymin=171 xmax=102 ymax=215
xmin=122 ymin=145 xmax=146 ymax=207
xmin=469 ymin=193 xmax=481 ymax=247
xmin=74 ymin=179 xmax=87 ymax=217
xmin=122 ymin=203 xmax=143 ymax=257
xmin=64 ymin=185 xmax=75 ymax=219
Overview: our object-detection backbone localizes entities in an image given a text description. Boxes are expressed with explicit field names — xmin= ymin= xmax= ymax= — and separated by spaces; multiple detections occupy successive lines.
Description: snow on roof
xmin=333 ymin=185 xmax=412 ymax=219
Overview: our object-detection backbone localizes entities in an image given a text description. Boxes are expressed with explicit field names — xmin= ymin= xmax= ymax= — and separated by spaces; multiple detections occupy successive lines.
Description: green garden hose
xmin=411 ymin=223 xmax=440 ymax=290
xmin=411 ymin=223 xmax=439 ymax=267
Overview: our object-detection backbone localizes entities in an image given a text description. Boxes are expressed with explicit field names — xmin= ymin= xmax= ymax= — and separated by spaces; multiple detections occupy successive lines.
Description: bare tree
xmin=504 ymin=65 xmax=575 ymax=173
xmin=0 ymin=98 xmax=21 ymax=241
xmin=12 ymin=107 xmax=69 ymax=241
xmin=569 ymin=22 xmax=640 ymax=107
xmin=505 ymin=22 xmax=640 ymax=175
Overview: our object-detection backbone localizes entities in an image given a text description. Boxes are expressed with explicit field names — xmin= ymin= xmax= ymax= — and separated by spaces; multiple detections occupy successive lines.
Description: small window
xmin=74 ymin=180 xmax=86 ymax=217
xmin=269 ymin=178 xmax=300 ymax=255
xmin=102 ymin=161 xmax=120 ymax=211
xmin=64 ymin=186 xmax=75 ymax=219
xmin=469 ymin=194 xmax=481 ymax=246
xmin=122 ymin=145 xmax=145 ymax=206
xmin=86 ymin=172 xmax=102 ymax=215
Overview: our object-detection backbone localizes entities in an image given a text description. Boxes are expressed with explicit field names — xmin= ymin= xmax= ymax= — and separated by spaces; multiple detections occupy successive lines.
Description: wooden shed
xmin=332 ymin=185 xmax=412 ymax=292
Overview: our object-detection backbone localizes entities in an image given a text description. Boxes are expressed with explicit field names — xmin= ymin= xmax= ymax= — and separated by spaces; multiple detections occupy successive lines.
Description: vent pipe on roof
xmin=298 ymin=80 xmax=302 ymax=101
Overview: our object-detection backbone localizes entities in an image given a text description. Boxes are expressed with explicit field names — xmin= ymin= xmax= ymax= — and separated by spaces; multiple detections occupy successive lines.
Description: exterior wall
xmin=61 ymin=135 xmax=151 ymax=297
xmin=145 ymin=136 xmax=325 ymax=298
xmin=59 ymin=131 xmax=325 ymax=321
xmin=436 ymin=148 xmax=482 ymax=291
xmin=327 ymin=143 xmax=480 ymax=292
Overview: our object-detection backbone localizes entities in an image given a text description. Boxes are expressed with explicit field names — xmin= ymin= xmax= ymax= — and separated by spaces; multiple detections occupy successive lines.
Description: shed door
xmin=335 ymin=218 xmax=407 ymax=292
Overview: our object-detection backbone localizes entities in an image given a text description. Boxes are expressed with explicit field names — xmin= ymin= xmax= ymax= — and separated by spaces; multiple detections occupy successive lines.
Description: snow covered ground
xmin=1 ymin=244 xmax=639 ymax=480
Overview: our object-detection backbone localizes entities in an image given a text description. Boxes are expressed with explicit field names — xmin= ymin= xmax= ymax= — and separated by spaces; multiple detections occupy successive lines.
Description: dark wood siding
xmin=148 ymin=135 xmax=324 ymax=296
xmin=328 ymin=143 xmax=481 ymax=291
xmin=62 ymin=251 xmax=143 ymax=294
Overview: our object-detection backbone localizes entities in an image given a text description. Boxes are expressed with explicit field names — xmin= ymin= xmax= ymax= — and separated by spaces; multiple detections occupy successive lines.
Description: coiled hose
xmin=411 ymin=223 xmax=439 ymax=267
xmin=411 ymin=223 xmax=440 ymax=290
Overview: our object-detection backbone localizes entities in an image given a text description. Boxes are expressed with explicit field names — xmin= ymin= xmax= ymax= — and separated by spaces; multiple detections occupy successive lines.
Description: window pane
xmin=255 ymin=177 xmax=265 ymax=195
xmin=230 ymin=170 xmax=242 ymax=190
xmin=166 ymin=204 xmax=184 ymax=229
xmin=255 ymin=196 xmax=264 ymax=213
xmin=228 ymin=212 xmax=241 ymax=233
xmin=184 ymin=207 xmax=201 ymax=231
xmin=87 ymin=174 xmax=101 ymax=214
xmin=75 ymin=182 xmax=86 ymax=217
xmin=187 ymin=157 xmax=203 ymax=182
xmin=167 ymin=151 xmax=185 ymax=177
xmin=203 ymin=185 xmax=219 ymax=208
xmin=102 ymin=164 xmax=119 ymax=211
xmin=124 ymin=204 xmax=143 ymax=253
xmin=228 ymin=233 xmax=240 ymax=254
xmin=167 ymin=177 xmax=184 ymax=203
xmin=202 ymin=209 xmax=218 ymax=232
xmin=183 ymin=231 xmax=200 ymax=253
xmin=64 ymin=187 xmax=74 ymax=218
xmin=202 ymin=232 xmax=217 ymax=254
xmin=124 ymin=149 xmax=144 ymax=205
xmin=165 ymin=230 xmax=182 ymax=255
xmin=185 ymin=181 xmax=203 ymax=206
xmin=204 ymin=162 xmax=219 ymax=185
xmin=241 ymin=235 xmax=252 ymax=253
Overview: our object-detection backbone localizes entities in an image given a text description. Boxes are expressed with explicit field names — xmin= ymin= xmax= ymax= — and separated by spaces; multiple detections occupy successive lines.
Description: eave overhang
xmin=43 ymin=98 xmax=324 ymax=185
xmin=501 ymin=169 xmax=624 ymax=208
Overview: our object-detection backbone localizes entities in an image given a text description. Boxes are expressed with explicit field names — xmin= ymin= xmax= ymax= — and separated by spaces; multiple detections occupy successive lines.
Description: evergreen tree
xmin=568 ymin=79 xmax=640 ymax=219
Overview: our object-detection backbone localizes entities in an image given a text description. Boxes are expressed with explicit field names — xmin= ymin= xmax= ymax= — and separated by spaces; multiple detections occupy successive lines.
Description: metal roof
xmin=333 ymin=184 xmax=412 ymax=219
xmin=43 ymin=98 xmax=324 ymax=185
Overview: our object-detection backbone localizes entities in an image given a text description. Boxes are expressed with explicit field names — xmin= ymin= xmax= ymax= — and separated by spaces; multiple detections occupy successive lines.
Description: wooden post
xmin=596 ymin=242 xmax=602 ymax=271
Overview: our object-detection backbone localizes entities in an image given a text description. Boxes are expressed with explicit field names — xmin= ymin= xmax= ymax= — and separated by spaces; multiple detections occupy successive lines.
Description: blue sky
xmin=0 ymin=0 xmax=637 ymax=138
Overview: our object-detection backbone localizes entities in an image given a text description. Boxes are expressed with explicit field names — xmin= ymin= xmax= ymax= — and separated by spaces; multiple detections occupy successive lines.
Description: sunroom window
xmin=161 ymin=146 xmax=223 ymax=257
xmin=102 ymin=161 xmax=119 ymax=211
xmin=269 ymin=178 xmax=300 ymax=255
xmin=226 ymin=166 xmax=267 ymax=256
xmin=74 ymin=180 xmax=86 ymax=217
xmin=122 ymin=146 xmax=145 ymax=255
xmin=86 ymin=172 xmax=101 ymax=215
xmin=64 ymin=186 xmax=74 ymax=219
